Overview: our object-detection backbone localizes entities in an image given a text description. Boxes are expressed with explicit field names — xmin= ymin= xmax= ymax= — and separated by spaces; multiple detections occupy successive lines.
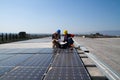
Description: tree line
xmin=0 ymin=32 xmax=51 ymax=44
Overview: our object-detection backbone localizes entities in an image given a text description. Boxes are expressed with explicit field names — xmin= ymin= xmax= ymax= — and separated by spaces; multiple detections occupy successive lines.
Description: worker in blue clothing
xmin=52 ymin=29 xmax=61 ymax=48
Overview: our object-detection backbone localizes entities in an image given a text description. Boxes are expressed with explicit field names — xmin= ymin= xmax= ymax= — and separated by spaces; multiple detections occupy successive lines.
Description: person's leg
xmin=56 ymin=41 xmax=61 ymax=48
xmin=52 ymin=40 xmax=56 ymax=48
xmin=70 ymin=44 xmax=74 ymax=50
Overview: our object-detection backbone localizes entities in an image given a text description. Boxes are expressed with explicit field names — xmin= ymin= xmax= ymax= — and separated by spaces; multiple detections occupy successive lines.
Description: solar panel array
xmin=0 ymin=48 xmax=53 ymax=80
xmin=0 ymin=47 xmax=91 ymax=80
xmin=0 ymin=48 xmax=53 ymax=54
xmin=1 ymin=67 xmax=47 ymax=80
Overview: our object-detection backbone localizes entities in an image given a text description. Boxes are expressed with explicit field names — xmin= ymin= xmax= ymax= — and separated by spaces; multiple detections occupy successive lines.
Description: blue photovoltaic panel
xmin=3 ymin=49 xmax=25 ymax=54
xmin=0 ymin=67 xmax=47 ymax=80
xmin=18 ymin=48 xmax=43 ymax=54
xmin=0 ymin=54 xmax=53 ymax=80
xmin=44 ymin=67 xmax=91 ymax=80
xmin=21 ymin=48 xmax=53 ymax=54
xmin=0 ymin=48 xmax=53 ymax=54
xmin=20 ymin=48 xmax=53 ymax=54
xmin=0 ymin=67 xmax=13 ymax=77
xmin=0 ymin=55 xmax=14 ymax=61
xmin=19 ymin=54 xmax=52 ymax=67
xmin=46 ymin=67 xmax=88 ymax=75
xmin=0 ymin=54 xmax=33 ymax=66
xmin=3 ymin=48 xmax=53 ymax=54
xmin=0 ymin=45 xmax=91 ymax=80
xmin=52 ymin=49 xmax=83 ymax=67
xmin=44 ymin=48 xmax=91 ymax=80
xmin=0 ymin=49 xmax=26 ymax=54
xmin=37 ymin=48 xmax=53 ymax=54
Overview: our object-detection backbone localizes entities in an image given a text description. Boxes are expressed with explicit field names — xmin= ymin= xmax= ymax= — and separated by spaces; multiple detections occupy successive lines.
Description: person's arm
xmin=63 ymin=36 xmax=65 ymax=42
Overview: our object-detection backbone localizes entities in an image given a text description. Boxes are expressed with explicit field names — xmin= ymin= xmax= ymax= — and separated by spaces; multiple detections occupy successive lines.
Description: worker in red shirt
xmin=63 ymin=30 xmax=74 ymax=50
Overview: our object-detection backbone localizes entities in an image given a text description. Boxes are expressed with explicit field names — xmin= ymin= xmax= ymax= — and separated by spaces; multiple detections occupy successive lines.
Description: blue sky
xmin=0 ymin=0 xmax=120 ymax=33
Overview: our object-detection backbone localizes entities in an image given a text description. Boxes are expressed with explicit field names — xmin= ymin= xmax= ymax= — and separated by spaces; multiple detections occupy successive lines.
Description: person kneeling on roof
xmin=63 ymin=30 xmax=74 ymax=50
xmin=52 ymin=29 xmax=61 ymax=48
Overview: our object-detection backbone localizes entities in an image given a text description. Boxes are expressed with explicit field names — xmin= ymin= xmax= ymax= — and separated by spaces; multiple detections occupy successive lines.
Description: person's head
xmin=63 ymin=30 xmax=68 ymax=35
xmin=56 ymin=29 xmax=61 ymax=34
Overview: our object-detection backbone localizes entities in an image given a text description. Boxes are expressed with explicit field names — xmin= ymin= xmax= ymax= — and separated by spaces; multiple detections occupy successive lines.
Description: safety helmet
xmin=63 ymin=30 xmax=68 ymax=35
xmin=57 ymin=29 xmax=61 ymax=34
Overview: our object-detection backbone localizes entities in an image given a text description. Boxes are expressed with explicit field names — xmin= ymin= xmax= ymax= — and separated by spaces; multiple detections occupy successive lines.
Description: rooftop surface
xmin=74 ymin=37 xmax=120 ymax=74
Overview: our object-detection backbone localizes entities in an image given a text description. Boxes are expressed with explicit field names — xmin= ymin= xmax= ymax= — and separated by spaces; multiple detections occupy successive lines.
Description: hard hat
xmin=63 ymin=30 xmax=68 ymax=35
xmin=57 ymin=29 xmax=61 ymax=34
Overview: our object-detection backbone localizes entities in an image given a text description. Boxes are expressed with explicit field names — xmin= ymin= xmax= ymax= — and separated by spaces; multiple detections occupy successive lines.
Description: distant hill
xmin=80 ymin=30 xmax=120 ymax=36
xmin=98 ymin=30 xmax=120 ymax=36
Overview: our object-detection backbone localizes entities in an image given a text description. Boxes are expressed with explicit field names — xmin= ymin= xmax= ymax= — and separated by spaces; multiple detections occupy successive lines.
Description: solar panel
xmin=0 ymin=55 xmax=14 ymax=61
xmin=20 ymin=48 xmax=43 ymax=54
xmin=0 ymin=49 xmax=12 ymax=54
xmin=52 ymin=49 xmax=83 ymax=67
xmin=0 ymin=47 xmax=91 ymax=80
xmin=1 ymin=48 xmax=53 ymax=54
xmin=19 ymin=54 xmax=52 ymax=67
xmin=4 ymin=49 xmax=25 ymax=54
xmin=37 ymin=48 xmax=53 ymax=54
xmin=44 ymin=67 xmax=91 ymax=80
xmin=44 ymin=48 xmax=91 ymax=80
xmin=0 ymin=67 xmax=46 ymax=80
xmin=0 ymin=67 xmax=13 ymax=77
xmin=22 ymin=48 xmax=53 ymax=54
xmin=0 ymin=54 xmax=33 ymax=66
xmin=0 ymin=54 xmax=53 ymax=80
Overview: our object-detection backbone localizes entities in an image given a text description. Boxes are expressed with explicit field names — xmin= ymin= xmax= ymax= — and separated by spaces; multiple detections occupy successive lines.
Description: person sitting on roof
xmin=52 ymin=29 xmax=61 ymax=48
xmin=63 ymin=30 xmax=74 ymax=50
